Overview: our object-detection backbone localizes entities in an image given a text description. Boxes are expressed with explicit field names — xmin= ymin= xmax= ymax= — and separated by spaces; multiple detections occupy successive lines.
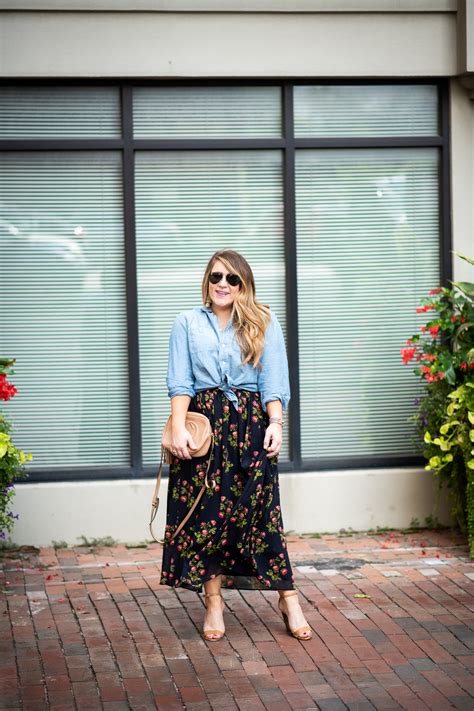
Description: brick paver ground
xmin=1 ymin=527 xmax=474 ymax=710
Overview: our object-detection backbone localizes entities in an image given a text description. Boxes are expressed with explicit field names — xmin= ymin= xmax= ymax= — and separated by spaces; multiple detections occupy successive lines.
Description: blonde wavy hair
xmin=202 ymin=250 xmax=271 ymax=368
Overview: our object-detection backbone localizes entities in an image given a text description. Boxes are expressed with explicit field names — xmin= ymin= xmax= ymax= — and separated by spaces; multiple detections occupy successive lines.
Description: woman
xmin=160 ymin=249 xmax=312 ymax=642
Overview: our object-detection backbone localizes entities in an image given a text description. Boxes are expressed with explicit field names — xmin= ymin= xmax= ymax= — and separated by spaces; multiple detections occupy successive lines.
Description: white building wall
xmin=451 ymin=78 xmax=474 ymax=285
xmin=0 ymin=5 xmax=457 ymax=78
xmin=11 ymin=468 xmax=453 ymax=547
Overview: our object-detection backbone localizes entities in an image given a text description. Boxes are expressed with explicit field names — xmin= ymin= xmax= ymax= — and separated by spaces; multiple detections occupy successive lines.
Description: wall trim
xmin=0 ymin=0 xmax=458 ymax=13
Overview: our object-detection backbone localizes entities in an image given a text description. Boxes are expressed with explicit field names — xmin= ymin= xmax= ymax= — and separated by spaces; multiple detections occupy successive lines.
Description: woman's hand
xmin=263 ymin=422 xmax=282 ymax=458
xmin=170 ymin=425 xmax=196 ymax=460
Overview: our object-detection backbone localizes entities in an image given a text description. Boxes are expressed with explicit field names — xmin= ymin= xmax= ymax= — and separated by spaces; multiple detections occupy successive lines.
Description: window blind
xmin=294 ymin=85 xmax=438 ymax=137
xmin=295 ymin=147 xmax=440 ymax=460
xmin=0 ymin=86 xmax=121 ymax=139
xmin=0 ymin=152 xmax=129 ymax=469
xmin=133 ymin=86 xmax=282 ymax=138
xmin=135 ymin=149 xmax=289 ymax=464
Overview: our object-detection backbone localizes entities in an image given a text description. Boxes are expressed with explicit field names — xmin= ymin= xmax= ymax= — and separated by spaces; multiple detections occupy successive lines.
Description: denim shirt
xmin=167 ymin=305 xmax=290 ymax=412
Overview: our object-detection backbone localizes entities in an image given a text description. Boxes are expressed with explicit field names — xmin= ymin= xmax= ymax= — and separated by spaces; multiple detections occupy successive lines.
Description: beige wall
xmin=0 ymin=9 xmax=457 ymax=77
xmin=450 ymin=78 xmax=474 ymax=282
xmin=10 ymin=468 xmax=453 ymax=546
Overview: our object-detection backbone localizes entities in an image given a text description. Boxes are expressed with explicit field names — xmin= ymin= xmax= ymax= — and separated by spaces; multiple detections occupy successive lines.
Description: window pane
xmin=0 ymin=87 xmax=121 ymax=138
xmin=134 ymin=86 xmax=282 ymax=138
xmin=0 ymin=152 xmax=129 ymax=469
xmin=294 ymin=85 xmax=438 ymax=137
xmin=295 ymin=147 xmax=439 ymax=460
xmin=135 ymin=150 xmax=289 ymax=463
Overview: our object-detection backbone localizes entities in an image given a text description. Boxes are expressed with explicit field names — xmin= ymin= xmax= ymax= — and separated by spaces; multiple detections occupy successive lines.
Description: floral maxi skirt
xmin=160 ymin=387 xmax=295 ymax=592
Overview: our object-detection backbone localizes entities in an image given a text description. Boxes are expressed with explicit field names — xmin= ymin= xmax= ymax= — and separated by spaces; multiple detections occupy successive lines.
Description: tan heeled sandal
xmin=278 ymin=590 xmax=312 ymax=641
xmin=202 ymin=592 xmax=225 ymax=641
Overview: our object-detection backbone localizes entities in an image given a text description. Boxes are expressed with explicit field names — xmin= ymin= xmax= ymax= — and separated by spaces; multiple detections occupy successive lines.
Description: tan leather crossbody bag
xmin=149 ymin=411 xmax=214 ymax=544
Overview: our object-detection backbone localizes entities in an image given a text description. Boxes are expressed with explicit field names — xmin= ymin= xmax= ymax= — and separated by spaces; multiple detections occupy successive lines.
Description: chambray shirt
xmin=167 ymin=305 xmax=290 ymax=412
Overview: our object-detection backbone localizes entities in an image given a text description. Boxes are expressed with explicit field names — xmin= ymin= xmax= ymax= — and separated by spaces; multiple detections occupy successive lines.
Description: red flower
xmin=0 ymin=374 xmax=17 ymax=401
xmin=421 ymin=353 xmax=437 ymax=362
xmin=428 ymin=325 xmax=440 ymax=337
xmin=416 ymin=304 xmax=435 ymax=313
xmin=429 ymin=288 xmax=442 ymax=295
xmin=451 ymin=315 xmax=458 ymax=323
xmin=460 ymin=361 xmax=468 ymax=370
xmin=400 ymin=346 xmax=417 ymax=364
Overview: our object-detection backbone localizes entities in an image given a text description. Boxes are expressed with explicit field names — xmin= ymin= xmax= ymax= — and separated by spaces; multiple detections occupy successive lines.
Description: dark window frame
xmin=0 ymin=77 xmax=451 ymax=482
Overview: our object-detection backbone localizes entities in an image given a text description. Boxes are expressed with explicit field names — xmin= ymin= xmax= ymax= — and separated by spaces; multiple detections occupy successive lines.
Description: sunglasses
xmin=209 ymin=271 xmax=242 ymax=287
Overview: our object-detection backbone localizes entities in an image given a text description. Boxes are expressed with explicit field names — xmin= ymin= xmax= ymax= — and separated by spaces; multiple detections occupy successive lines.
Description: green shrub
xmin=401 ymin=254 xmax=474 ymax=554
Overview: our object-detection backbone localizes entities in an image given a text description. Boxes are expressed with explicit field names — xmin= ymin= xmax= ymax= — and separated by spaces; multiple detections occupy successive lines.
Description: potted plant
xmin=400 ymin=254 xmax=474 ymax=556
xmin=0 ymin=359 xmax=32 ymax=542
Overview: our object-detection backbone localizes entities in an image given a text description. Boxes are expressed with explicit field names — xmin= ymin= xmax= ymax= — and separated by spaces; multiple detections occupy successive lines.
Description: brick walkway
xmin=1 ymin=528 xmax=474 ymax=710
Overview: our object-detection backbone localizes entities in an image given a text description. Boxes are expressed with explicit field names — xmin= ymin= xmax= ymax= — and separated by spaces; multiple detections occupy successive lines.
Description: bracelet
xmin=269 ymin=417 xmax=284 ymax=426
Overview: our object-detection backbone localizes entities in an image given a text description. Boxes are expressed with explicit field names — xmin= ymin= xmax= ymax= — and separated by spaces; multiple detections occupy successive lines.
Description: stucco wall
xmin=451 ymin=78 xmax=474 ymax=282
xmin=0 ymin=9 xmax=457 ymax=77
xmin=10 ymin=468 xmax=453 ymax=546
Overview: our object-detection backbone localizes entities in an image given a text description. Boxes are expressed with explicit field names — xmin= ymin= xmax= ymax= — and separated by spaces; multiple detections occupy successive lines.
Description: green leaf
xmin=452 ymin=251 xmax=474 ymax=266
xmin=468 ymin=460 xmax=474 ymax=470
xmin=424 ymin=431 xmax=432 ymax=444
xmin=429 ymin=456 xmax=441 ymax=468
xmin=443 ymin=364 xmax=457 ymax=385
xmin=469 ymin=411 xmax=474 ymax=425
xmin=440 ymin=422 xmax=460 ymax=435
xmin=0 ymin=433 xmax=10 ymax=459
xmin=447 ymin=403 xmax=457 ymax=416
xmin=452 ymin=281 xmax=474 ymax=297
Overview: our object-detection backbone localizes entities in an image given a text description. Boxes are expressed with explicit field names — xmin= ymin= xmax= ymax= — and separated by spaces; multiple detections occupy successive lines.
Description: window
xmin=0 ymin=82 xmax=447 ymax=479
xmin=294 ymin=84 xmax=438 ymax=137
xmin=135 ymin=150 xmax=288 ymax=463
xmin=0 ymin=86 xmax=121 ymax=138
xmin=295 ymin=147 xmax=439 ymax=459
xmin=134 ymin=86 xmax=282 ymax=138
xmin=0 ymin=151 xmax=128 ymax=469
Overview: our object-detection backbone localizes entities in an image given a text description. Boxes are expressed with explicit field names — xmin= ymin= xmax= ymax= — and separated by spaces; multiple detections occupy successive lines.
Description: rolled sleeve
xmin=257 ymin=312 xmax=291 ymax=412
xmin=166 ymin=313 xmax=196 ymax=399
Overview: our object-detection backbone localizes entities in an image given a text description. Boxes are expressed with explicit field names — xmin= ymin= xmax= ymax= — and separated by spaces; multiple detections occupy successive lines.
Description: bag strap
xmin=149 ymin=441 xmax=214 ymax=544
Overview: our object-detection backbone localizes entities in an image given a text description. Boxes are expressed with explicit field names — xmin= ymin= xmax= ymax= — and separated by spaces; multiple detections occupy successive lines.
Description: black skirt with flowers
xmin=159 ymin=387 xmax=295 ymax=592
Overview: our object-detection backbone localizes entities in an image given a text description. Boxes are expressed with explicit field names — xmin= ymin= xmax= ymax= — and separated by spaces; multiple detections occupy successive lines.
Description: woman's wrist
xmin=269 ymin=416 xmax=283 ymax=426
xmin=171 ymin=418 xmax=187 ymax=431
